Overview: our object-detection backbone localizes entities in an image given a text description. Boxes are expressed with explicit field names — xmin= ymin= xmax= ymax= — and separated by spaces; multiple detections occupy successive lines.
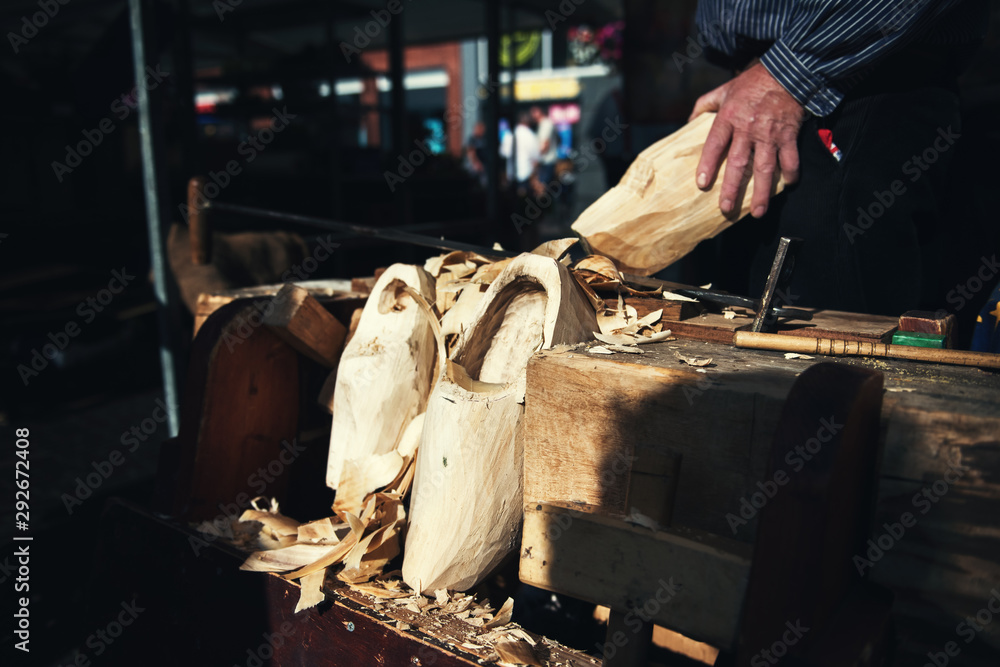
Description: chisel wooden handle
xmin=734 ymin=331 xmax=1000 ymax=370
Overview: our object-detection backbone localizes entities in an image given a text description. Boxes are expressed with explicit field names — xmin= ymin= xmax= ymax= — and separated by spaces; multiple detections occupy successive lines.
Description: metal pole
xmin=388 ymin=7 xmax=408 ymax=225
xmin=205 ymin=201 xmax=516 ymax=257
xmin=485 ymin=0 xmax=500 ymax=224
xmin=129 ymin=0 xmax=181 ymax=436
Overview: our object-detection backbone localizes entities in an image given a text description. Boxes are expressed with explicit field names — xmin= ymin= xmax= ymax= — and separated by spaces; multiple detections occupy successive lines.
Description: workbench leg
xmin=603 ymin=611 xmax=653 ymax=667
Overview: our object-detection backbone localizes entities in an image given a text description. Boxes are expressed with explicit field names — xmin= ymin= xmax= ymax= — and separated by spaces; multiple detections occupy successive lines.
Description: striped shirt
xmin=695 ymin=0 xmax=989 ymax=116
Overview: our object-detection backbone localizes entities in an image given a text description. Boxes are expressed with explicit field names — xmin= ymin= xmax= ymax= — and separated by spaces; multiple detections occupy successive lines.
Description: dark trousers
xmin=714 ymin=43 xmax=980 ymax=316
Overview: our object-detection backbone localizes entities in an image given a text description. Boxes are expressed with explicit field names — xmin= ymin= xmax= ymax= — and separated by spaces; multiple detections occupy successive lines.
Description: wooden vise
xmin=521 ymin=361 xmax=893 ymax=666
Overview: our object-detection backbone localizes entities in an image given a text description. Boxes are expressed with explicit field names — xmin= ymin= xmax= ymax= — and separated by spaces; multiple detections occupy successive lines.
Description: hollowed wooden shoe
xmin=326 ymin=264 xmax=437 ymax=495
xmin=402 ymin=254 xmax=598 ymax=592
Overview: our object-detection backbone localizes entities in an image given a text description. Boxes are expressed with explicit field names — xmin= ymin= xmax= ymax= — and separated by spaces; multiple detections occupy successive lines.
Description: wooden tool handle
xmin=734 ymin=331 xmax=1000 ymax=370
xmin=187 ymin=176 xmax=211 ymax=265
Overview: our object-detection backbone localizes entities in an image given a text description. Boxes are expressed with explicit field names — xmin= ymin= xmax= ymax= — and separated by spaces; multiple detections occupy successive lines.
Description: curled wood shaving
xmin=483 ymin=597 xmax=515 ymax=629
xmin=588 ymin=346 xmax=614 ymax=355
xmin=574 ymin=255 xmax=622 ymax=282
xmin=495 ymin=640 xmax=543 ymax=667
xmin=530 ymin=237 xmax=577 ymax=260
xmin=240 ymin=543 xmax=342 ymax=573
xmin=297 ymin=518 xmax=347 ymax=545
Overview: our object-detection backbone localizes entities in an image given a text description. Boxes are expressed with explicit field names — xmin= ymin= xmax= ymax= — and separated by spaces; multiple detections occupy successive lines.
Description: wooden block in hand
xmin=264 ymin=284 xmax=347 ymax=368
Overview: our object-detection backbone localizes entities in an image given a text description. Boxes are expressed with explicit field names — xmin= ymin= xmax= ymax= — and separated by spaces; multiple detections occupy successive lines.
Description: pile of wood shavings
xmin=345 ymin=581 xmax=566 ymax=667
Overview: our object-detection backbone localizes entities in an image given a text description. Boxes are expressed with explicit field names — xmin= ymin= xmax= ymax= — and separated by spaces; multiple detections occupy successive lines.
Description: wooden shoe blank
xmin=403 ymin=254 xmax=598 ymax=593
xmin=326 ymin=264 xmax=437 ymax=495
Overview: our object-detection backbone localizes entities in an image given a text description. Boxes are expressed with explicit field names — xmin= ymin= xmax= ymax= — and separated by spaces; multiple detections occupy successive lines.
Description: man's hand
xmin=690 ymin=63 xmax=807 ymax=218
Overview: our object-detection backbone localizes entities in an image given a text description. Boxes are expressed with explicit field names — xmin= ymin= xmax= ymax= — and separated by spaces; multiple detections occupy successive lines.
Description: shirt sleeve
xmin=759 ymin=0 xmax=963 ymax=116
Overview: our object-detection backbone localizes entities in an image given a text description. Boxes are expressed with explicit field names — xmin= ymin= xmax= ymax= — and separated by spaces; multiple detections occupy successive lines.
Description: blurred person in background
xmin=501 ymin=112 xmax=541 ymax=196
xmin=531 ymin=106 xmax=559 ymax=187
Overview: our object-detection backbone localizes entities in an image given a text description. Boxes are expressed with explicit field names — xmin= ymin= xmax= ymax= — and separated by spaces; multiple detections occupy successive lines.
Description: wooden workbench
xmin=524 ymin=338 xmax=1000 ymax=665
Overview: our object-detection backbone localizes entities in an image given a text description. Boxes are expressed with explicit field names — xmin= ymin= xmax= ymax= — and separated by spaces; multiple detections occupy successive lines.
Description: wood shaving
xmin=295 ymin=569 xmax=326 ymax=613
xmin=783 ymin=352 xmax=815 ymax=360
xmin=588 ymin=346 xmax=614 ymax=355
xmin=626 ymin=508 xmax=660 ymax=531
xmin=662 ymin=291 xmax=698 ymax=302
xmin=483 ymin=597 xmax=515 ymax=629
xmin=495 ymin=640 xmax=543 ymax=666
xmin=607 ymin=344 xmax=643 ymax=354
xmin=675 ymin=352 xmax=713 ymax=367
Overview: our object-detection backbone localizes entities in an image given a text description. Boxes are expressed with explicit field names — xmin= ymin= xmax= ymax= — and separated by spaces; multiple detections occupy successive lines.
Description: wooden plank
xmin=192 ymin=279 xmax=360 ymax=336
xmin=661 ymin=309 xmax=898 ymax=345
xmin=264 ymin=283 xmax=347 ymax=368
xmin=524 ymin=345 xmax=787 ymax=534
xmin=523 ymin=340 xmax=1000 ymax=664
xmin=520 ymin=504 xmax=752 ymax=650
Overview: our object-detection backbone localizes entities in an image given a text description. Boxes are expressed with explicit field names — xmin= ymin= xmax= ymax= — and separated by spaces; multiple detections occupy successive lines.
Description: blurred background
xmin=1 ymin=0 xmax=999 ymax=664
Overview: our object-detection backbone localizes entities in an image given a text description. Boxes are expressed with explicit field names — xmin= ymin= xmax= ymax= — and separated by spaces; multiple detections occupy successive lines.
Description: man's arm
xmin=692 ymin=0 xmax=965 ymax=218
